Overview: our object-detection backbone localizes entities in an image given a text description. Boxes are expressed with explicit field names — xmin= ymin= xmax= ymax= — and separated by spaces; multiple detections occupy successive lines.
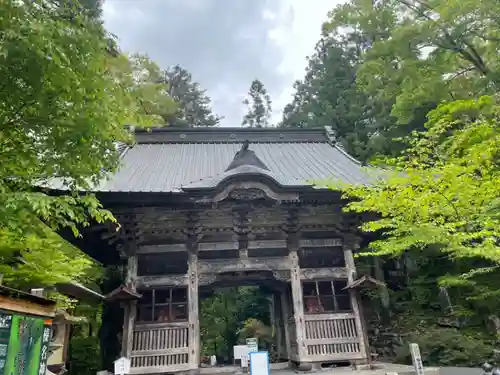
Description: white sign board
xmin=409 ymin=343 xmax=425 ymax=375
xmin=249 ymin=352 xmax=269 ymax=375
xmin=246 ymin=338 xmax=258 ymax=353
xmin=114 ymin=357 xmax=131 ymax=375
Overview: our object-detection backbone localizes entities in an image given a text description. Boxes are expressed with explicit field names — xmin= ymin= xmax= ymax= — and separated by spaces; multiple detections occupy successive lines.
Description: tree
xmin=200 ymin=287 xmax=270 ymax=359
xmin=342 ymin=96 xmax=499 ymax=261
xmin=280 ymin=37 xmax=378 ymax=161
xmin=0 ymin=0 xmax=154 ymax=295
xmin=334 ymin=96 xmax=500 ymax=320
xmin=242 ymin=79 xmax=272 ymax=128
xmin=162 ymin=65 xmax=222 ymax=127
xmin=53 ymin=0 xmax=104 ymax=20
xmin=324 ymin=0 xmax=500 ymax=125
xmin=109 ymin=53 xmax=178 ymax=127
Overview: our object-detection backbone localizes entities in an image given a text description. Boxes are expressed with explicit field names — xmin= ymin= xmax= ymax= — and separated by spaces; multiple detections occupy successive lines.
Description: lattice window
xmin=302 ymin=280 xmax=351 ymax=314
xmin=137 ymin=287 xmax=188 ymax=323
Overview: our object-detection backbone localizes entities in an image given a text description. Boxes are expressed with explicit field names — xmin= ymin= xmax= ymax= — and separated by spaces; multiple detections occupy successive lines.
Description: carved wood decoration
xmin=232 ymin=204 xmax=251 ymax=258
xmin=207 ymin=181 xmax=299 ymax=204
xmin=230 ymin=188 xmax=266 ymax=200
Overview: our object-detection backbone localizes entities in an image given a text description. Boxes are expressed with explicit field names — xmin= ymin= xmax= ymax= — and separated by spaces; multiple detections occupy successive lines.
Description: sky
xmin=103 ymin=0 xmax=339 ymax=127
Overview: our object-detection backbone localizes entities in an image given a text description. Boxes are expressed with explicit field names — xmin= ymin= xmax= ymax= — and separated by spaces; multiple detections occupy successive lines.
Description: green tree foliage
xmin=200 ymin=287 xmax=270 ymax=359
xmin=242 ymin=79 xmax=272 ymax=128
xmin=325 ymin=0 xmax=500 ymax=125
xmin=280 ymin=38 xmax=378 ymax=160
xmin=342 ymin=97 xmax=499 ymax=263
xmin=283 ymin=0 xmax=500 ymax=162
xmin=0 ymin=0 xmax=156 ymax=294
xmin=53 ymin=0 xmax=103 ymax=20
xmin=336 ymin=97 xmax=500 ymax=343
xmin=109 ymin=53 xmax=178 ymax=127
xmin=162 ymin=65 xmax=222 ymax=127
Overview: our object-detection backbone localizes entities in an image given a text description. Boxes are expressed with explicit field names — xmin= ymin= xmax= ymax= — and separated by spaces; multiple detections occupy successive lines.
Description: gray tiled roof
xmin=46 ymin=128 xmax=375 ymax=193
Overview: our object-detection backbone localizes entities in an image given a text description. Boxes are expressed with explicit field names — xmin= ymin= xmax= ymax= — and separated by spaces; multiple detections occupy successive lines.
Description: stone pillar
xmin=185 ymin=212 xmax=202 ymax=372
xmin=284 ymin=208 xmax=307 ymax=365
xmin=121 ymin=254 xmax=137 ymax=358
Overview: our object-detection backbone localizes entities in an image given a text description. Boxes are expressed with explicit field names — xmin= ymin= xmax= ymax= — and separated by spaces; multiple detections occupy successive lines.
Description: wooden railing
xmin=304 ymin=313 xmax=363 ymax=360
xmin=130 ymin=323 xmax=190 ymax=374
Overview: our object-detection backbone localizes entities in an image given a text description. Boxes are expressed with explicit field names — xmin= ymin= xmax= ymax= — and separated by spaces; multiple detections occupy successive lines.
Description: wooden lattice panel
xmin=304 ymin=314 xmax=363 ymax=361
xmin=131 ymin=324 xmax=190 ymax=373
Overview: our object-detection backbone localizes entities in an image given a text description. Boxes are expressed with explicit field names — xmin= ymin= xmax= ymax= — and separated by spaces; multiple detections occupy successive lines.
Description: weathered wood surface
xmin=197 ymin=257 xmax=291 ymax=273
xmin=280 ymin=292 xmax=292 ymax=360
xmin=0 ymin=295 xmax=56 ymax=318
xmin=289 ymin=242 xmax=308 ymax=360
xmin=137 ymin=238 xmax=343 ymax=254
xmin=122 ymin=198 xmax=368 ymax=370
xmin=131 ymin=321 xmax=190 ymax=373
xmin=304 ymin=313 xmax=364 ymax=360
xmin=343 ymin=243 xmax=367 ymax=361
xmin=300 ymin=267 xmax=348 ymax=280
xmin=187 ymin=251 xmax=200 ymax=370
xmin=122 ymin=255 xmax=138 ymax=358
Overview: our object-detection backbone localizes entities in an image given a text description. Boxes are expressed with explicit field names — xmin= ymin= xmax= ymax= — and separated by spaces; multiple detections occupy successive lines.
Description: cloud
xmin=103 ymin=0 xmax=339 ymax=127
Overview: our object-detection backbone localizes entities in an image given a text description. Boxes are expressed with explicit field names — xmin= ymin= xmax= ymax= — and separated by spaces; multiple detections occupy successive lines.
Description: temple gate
xmin=56 ymin=127 xmax=378 ymax=374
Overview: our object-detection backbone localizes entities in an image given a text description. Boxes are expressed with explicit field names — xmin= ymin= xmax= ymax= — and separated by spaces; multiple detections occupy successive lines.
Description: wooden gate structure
xmin=49 ymin=127 xmax=377 ymax=374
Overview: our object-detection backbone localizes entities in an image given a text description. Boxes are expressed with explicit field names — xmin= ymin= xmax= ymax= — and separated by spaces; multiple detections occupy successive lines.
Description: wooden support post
xmin=273 ymin=293 xmax=283 ymax=359
xmin=280 ymin=291 xmax=291 ymax=361
xmin=289 ymin=246 xmax=307 ymax=362
xmin=188 ymin=250 xmax=200 ymax=370
xmin=284 ymin=208 xmax=307 ymax=365
xmin=185 ymin=211 xmax=202 ymax=372
xmin=343 ymin=239 xmax=368 ymax=363
xmin=121 ymin=254 xmax=137 ymax=358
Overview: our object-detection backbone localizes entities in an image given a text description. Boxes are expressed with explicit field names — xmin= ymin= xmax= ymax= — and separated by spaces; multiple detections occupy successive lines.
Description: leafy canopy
xmin=0 ymin=0 xmax=159 ymax=291
xmin=338 ymin=97 xmax=499 ymax=263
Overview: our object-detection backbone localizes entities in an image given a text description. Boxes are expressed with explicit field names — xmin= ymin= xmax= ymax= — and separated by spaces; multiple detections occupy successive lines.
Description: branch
xmin=395 ymin=0 xmax=490 ymax=76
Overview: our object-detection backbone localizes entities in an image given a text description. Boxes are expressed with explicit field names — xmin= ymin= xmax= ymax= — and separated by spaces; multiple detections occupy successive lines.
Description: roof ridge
xmin=133 ymin=127 xmax=331 ymax=144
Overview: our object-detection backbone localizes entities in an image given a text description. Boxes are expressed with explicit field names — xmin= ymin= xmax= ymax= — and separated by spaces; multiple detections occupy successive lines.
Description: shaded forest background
xmin=0 ymin=0 xmax=499 ymax=373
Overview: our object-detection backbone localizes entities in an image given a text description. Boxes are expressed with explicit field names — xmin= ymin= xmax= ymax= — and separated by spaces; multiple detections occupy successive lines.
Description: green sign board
xmin=0 ymin=311 xmax=52 ymax=375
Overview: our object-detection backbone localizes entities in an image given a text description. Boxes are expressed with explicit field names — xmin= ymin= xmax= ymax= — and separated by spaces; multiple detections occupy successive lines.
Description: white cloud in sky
xmin=103 ymin=0 xmax=343 ymax=127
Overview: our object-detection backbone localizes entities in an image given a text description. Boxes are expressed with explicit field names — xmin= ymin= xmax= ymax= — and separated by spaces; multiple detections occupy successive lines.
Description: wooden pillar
xmin=343 ymin=237 xmax=368 ymax=362
xmin=289 ymin=247 xmax=307 ymax=361
xmin=272 ymin=293 xmax=283 ymax=358
xmin=185 ymin=212 xmax=202 ymax=371
xmin=280 ymin=291 xmax=291 ymax=360
xmin=187 ymin=251 xmax=200 ymax=370
xmin=284 ymin=208 xmax=307 ymax=363
xmin=121 ymin=254 xmax=137 ymax=358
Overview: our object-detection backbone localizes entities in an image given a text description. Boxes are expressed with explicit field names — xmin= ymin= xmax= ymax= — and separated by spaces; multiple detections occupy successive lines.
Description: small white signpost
xmin=249 ymin=352 xmax=270 ymax=375
xmin=409 ymin=343 xmax=425 ymax=375
xmin=246 ymin=338 xmax=258 ymax=353
xmin=114 ymin=357 xmax=131 ymax=375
